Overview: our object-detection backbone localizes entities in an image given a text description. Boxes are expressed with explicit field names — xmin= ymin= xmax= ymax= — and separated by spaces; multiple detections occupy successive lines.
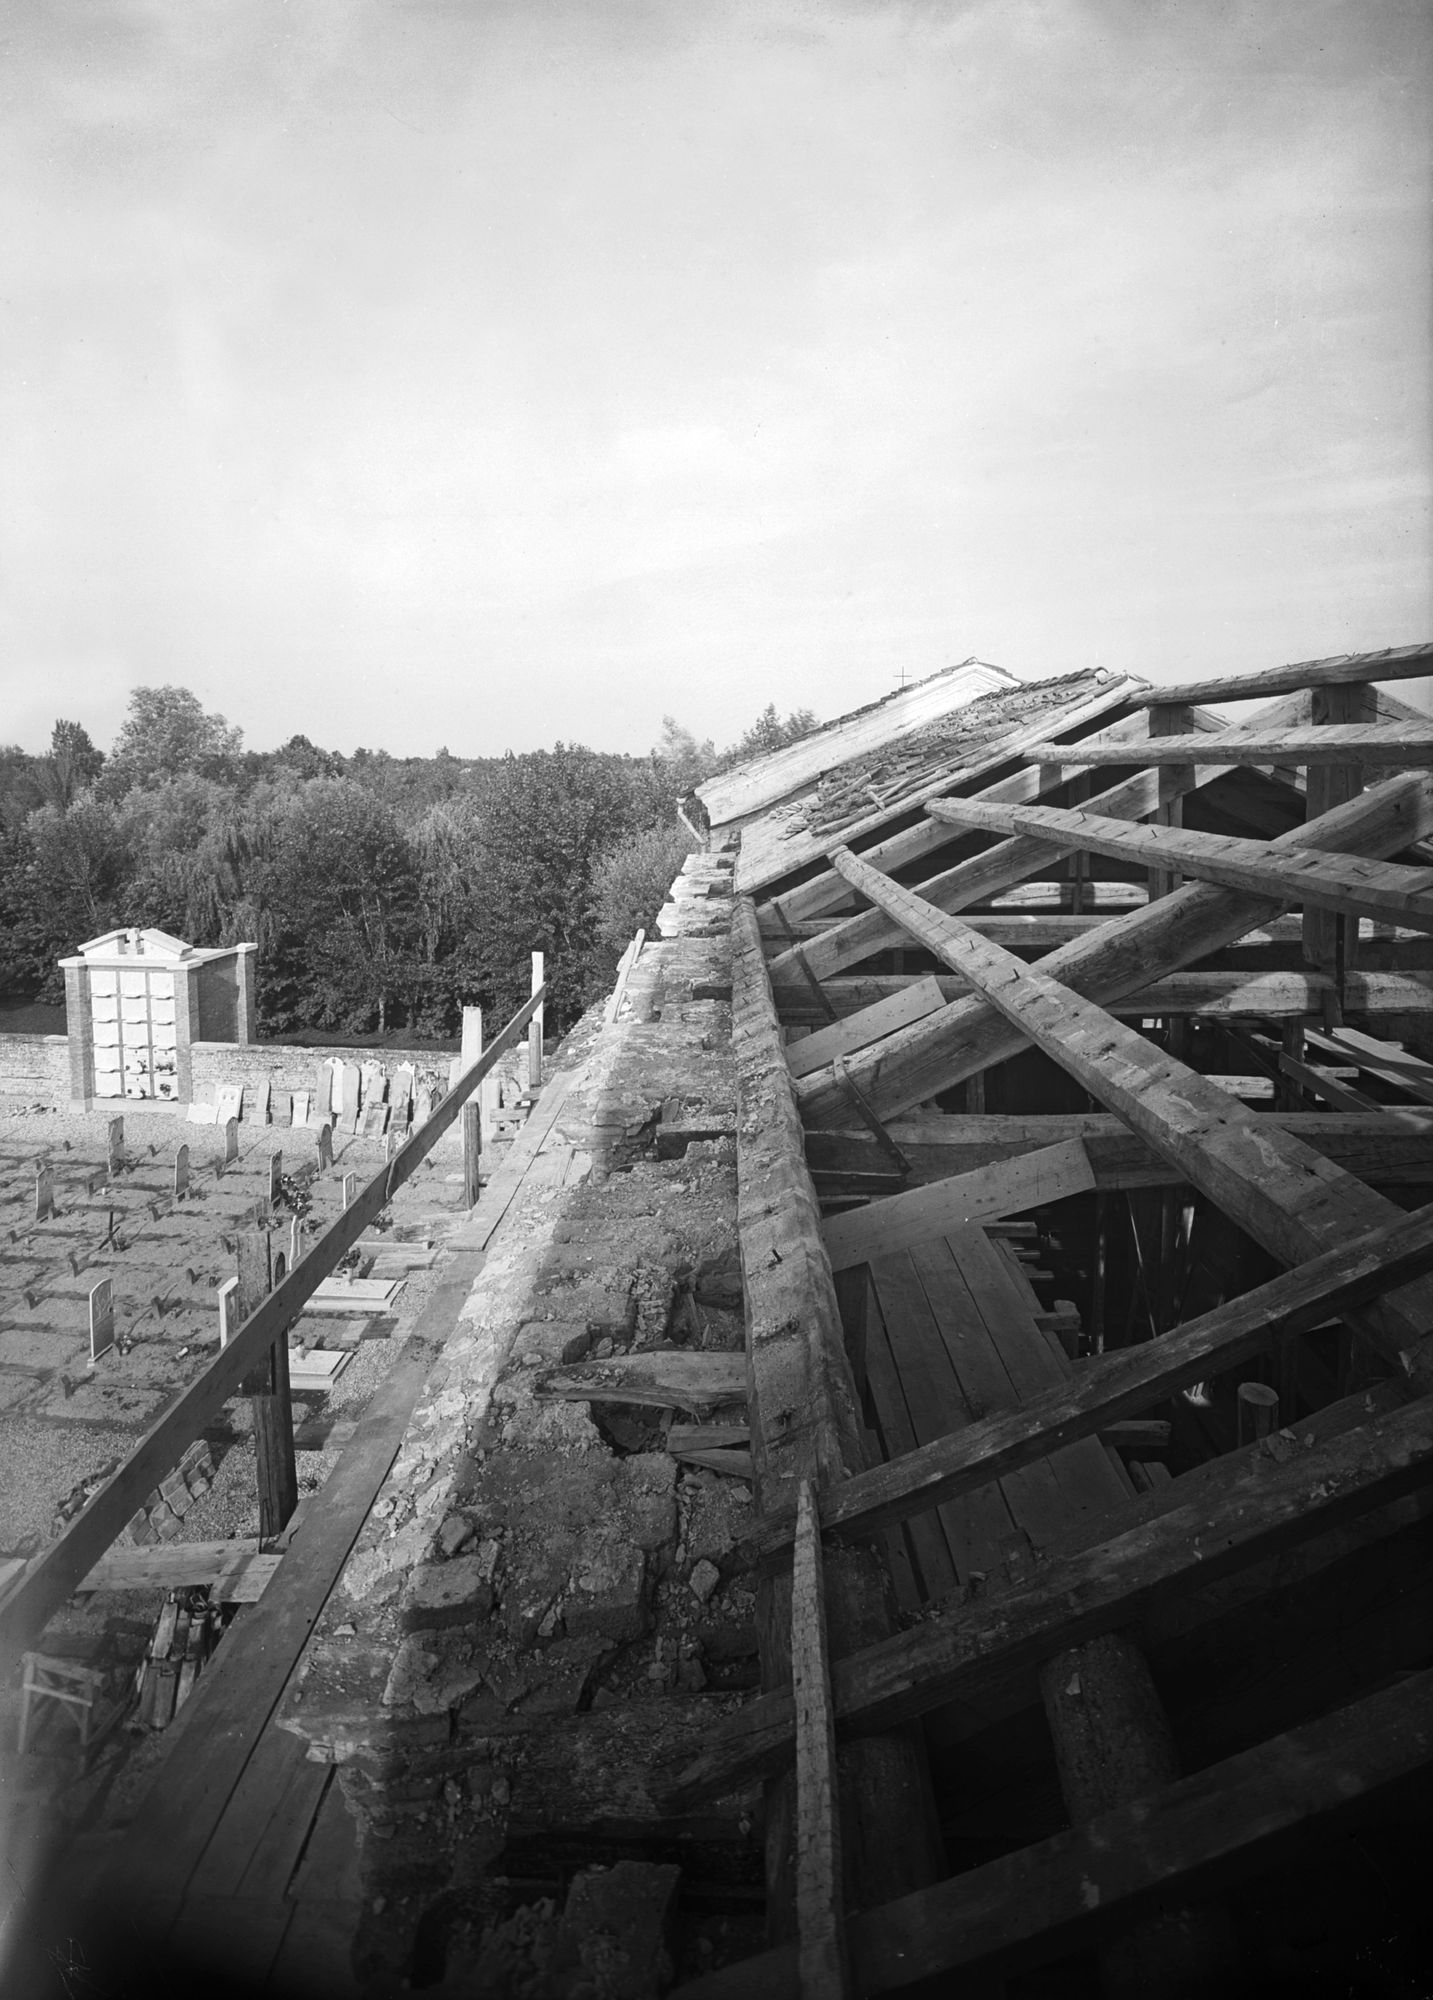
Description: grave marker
xmin=107 ymin=1117 xmax=125 ymax=1178
xmin=288 ymin=1212 xmax=302 ymax=1271
xmin=252 ymin=1078 xmax=272 ymax=1125
xmin=173 ymin=1144 xmax=190 ymax=1198
xmin=317 ymin=1122 xmax=334 ymax=1169
xmin=89 ymin=1279 xmax=115 ymax=1362
xmin=390 ymin=1063 xmax=414 ymax=1126
xmin=268 ymin=1151 xmax=283 ymax=1206
xmin=342 ymin=1171 xmax=357 ymax=1210
xmin=414 ymin=1087 xmax=433 ymax=1128
xmin=340 ymin=1063 xmax=362 ymax=1133
xmin=291 ymin=1089 xmax=311 ymax=1129
xmin=360 ymin=1060 xmax=385 ymax=1108
xmin=217 ymin=1276 xmax=239 ymax=1349
xmin=223 ymin=1117 xmax=240 ymax=1166
xmin=34 ymin=1164 xmax=55 ymax=1223
xmin=215 ymin=1083 xmax=243 ymax=1127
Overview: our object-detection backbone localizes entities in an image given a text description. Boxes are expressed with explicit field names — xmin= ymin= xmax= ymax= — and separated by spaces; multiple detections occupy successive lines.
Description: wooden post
xmin=1304 ymin=682 xmax=1375 ymax=1029
xmin=1039 ymin=1633 xmax=1237 ymax=1995
xmin=792 ymin=1481 xmax=851 ymax=2000
xmin=529 ymin=952 xmax=545 ymax=1090
xmin=462 ymin=1101 xmax=482 ymax=1208
xmin=236 ymin=1228 xmax=297 ymax=1541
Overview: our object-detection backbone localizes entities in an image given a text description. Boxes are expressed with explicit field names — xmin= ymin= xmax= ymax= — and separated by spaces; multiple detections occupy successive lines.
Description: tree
xmin=721 ymin=702 xmax=819 ymax=766
xmin=102 ymin=686 xmax=243 ymax=795
xmin=582 ymin=822 xmax=695 ymax=1002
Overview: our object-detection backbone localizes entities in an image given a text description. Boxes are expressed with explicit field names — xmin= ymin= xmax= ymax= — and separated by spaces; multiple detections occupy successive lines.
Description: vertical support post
xmin=462 ymin=1101 xmax=482 ymax=1208
xmin=236 ymin=1228 xmax=297 ymax=1541
xmin=791 ymin=1480 xmax=851 ymax=2000
xmin=64 ymin=960 xmax=94 ymax=1112
xmin=1304 ymin=682 xmax=1374 ymax=1030
xmin=529 ymin=953 xmax=545 ymax=1090
xmin=1090 ymin=1191 xmax=1108 ymax=1355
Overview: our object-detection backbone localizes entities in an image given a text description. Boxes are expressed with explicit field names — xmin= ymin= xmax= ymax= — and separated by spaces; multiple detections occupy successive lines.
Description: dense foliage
xmin=0 ymin=689 xmax=816 ymax=1040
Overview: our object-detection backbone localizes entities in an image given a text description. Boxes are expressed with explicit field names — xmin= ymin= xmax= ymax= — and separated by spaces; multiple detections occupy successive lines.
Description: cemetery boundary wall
xmin=0 ymin=1034 xmax=461 ymax=1110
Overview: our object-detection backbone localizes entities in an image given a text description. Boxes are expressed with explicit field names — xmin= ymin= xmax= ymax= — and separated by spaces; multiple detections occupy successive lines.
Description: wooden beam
xmin=821 ymin=1139 xmax=1095 ymax=1272
xmin=663 ymin=1393 xmax=1433 ymax=1809
xmin=669 ymin=1666 xmax=1433 ymax=1999
xmin=535 ymin=1351 xmax=747 ymax=1413
xmin=730 ymin=896 xmax=943 ymax=1926
xmin=777 ymin=969 xmax=1433 ymax=1022
xmin=925 ymin=796 xmax=1433 ymax=934
xmin=1303 ymin=682 xmax=1375 ymax=1026
xmin=786 ymin=976 xmax=946 ymax=1080
xmin=757 ymin=1198 xmax=1433 ymax=1564
xmin=825 ymin=849 xmax=1433 ymax=1389
xmin=794 ymin=773 xmax=1433 ymax=1129
xmin=791 ymin=1482 xmax=851 ymax=2000
xmin=1025 ymin=723 xmax=1433 ymax=768
xmin=0 ymin=980 xmax=549 ymax=1669
xmin=1125 ymin=641 xmax=1433 ymax=709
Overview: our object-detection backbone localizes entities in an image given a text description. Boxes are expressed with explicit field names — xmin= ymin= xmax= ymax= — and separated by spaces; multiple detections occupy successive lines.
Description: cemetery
xmin=2 ymin=647 xmax=1433 ymax=1998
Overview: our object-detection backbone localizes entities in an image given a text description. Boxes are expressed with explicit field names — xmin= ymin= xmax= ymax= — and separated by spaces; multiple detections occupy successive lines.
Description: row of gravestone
xmin=187 ymin=1059 xmax=445 ymax=1136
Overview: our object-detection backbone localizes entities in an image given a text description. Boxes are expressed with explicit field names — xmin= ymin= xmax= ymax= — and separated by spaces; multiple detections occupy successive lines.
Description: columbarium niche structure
xmin=60 ymin=927 xmax=256 ymax=1112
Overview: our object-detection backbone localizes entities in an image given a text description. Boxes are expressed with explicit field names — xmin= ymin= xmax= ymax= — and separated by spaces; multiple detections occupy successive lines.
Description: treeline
xmin=0 ymin=688 xmax=815 ymax=1040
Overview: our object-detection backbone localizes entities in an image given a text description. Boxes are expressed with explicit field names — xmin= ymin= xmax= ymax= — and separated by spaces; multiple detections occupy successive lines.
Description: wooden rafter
xmin=1025 ymin=723 xmax=1433 ymax=768
xmin=925 ymin=796 xmax=1433 ymax=933
xmin=776 ymin=970 xmax=1433 ymax=1022
xmin=824 ymin=848 xmax=1433 ymax=1388
xmin=1124 ymin=641 xmax=1433 ymax=709
xmin=665 ymin=1395 xmax=1433 ymax=1808
xmin=794 ymin=773 xmax=1433 ymax=1128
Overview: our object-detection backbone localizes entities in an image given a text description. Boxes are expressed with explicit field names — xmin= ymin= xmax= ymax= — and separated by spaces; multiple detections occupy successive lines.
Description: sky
xmin=1 ymin=0 xmax=1429 ymax=759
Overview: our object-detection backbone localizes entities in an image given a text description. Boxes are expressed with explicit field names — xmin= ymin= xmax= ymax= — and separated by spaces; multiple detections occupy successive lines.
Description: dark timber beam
xmin=730 ymin=897 xmax=942 ymax=1932
xmin=775 ymin=969 xmax=1433 ymax=1022
xmin=1124 ymin=641 xmax=1433 ymax=708
xmin=826 ymin=847 xmax=1433 ymax=1390
xmin=670 ymin=1665 xmax=1433 ymax=1999
xmin=1024 ymin=723 xmax=1433 ymax=768
xmin=924 ymin=795 xmax=1433 ymax=933
xmin=795 ymin=774 xmax=1433 ymax=1129
xmin=664 ymin=1394 xmax=1433 ymax=1807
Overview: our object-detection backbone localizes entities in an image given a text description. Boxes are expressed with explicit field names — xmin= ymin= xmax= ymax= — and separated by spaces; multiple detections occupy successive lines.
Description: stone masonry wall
xmin=277 ymin=846 xmax=762 ymax=1988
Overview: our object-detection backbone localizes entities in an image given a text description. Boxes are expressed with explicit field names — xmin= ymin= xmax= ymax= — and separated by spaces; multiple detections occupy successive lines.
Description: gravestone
xmin=271 ymin=1089 xmax=292 ymax=1127
xmin=107 ymin=1117 xmax=125 ymax=1178
xmin=342 ymin=1172 xmax=357 ymax=1211
xmin=317 ymin=1122 xmax=334 ymax=1169
xmin=339 ymin=1064 xmax=362 ymax=1133
xmin=252 ymin=1078 xmax=272 ymax=1125
xmin=290 ymin=1089 xmax=311 ymax=1130
xmin=288 ymin=1213 xmax=302 ymax=1270
xmin=215 ymin=1083 xmax=244 ymax=1127
xmin=360 ymin=1060 xmax=385 ymax=1108
xmin=173 ymin=1145 xmax=190 ymax=1198
xmin=361 ymin=1105 xmax=388 ymax=1139
xmin=223 ymin=1116 xmax=240 ymax=1166
xmin=313 ymin=1061 xmax=335 ymax=1117
xmin=217 ymin=1275 xmax=239 ymax=1350
xmin=414 ymin=1087 xmax=433 ymax=1128
xmin=390 ymin=1064 xmax=415 ymax=1126
xmin=89 ymin=1279 xmax=115 ymax=1362
xmin=34 ymin=1164 xmax=55 ymax=1223
xmin=268 ymin=1151 xmax=283 ymax=1205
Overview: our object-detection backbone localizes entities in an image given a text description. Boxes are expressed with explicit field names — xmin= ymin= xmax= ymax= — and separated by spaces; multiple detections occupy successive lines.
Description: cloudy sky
xmin=2 ymin=0 xmax=1429 ymax=758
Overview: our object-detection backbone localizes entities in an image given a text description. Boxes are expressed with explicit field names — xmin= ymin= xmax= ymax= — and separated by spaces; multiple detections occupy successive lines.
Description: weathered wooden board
xmin=1125 ymin=641 xmax=1433 ymax=709
xmin=537 ymin=1351 xmax=747 ymax=1412
xmin=786 ymin=977 xmax=947 ymax=1080
xmin=76 ymin=1541 xmax=281 ymax=1602
xmin=822 ymin=1140 xmax=1095 ymax=1271
xmin=1025 ymin=723 xmax=1433 ymax=767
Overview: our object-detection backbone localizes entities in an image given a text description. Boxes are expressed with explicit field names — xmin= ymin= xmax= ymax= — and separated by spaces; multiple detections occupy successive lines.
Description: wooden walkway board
xmin=864 ymin=1226 xmax=1130 ymax=1596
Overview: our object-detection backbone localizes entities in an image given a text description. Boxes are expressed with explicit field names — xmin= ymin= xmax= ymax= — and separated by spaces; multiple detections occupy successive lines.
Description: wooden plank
xmin=730 ymin=895 xmax=943 ymax=1922
xmin=452 ymin=1056 xmax=582 ymax=1255
xmin=668 ymin=1422 xmax=751 ymax=1452
xmin=762 ymin=1199 xmax=1433 ymax=1565
xmin=664 ymin=1393 xmax=1433 ymax=1808
xmin=536 ymin=1351 xmax=747 ymax=1412
xmin=795 ymin=773 xmax=1433 ymax=1128
xmin=1025 ymin=723 xmax=1433 ymax=767
xmin=791 ymin=1482 xmax=851 ymax=2000
xmin=669 ymin=1666 xmax=1433 ymax=1999
xmin=1310 ymin=1023 xmax=1433 ymax=1106
xmin=184 ymin=1721 xmax=311 ymax=1898
xmin=827 ymin=848 xmax=1433 ymax=1389
xmin=926 ymin=794 xmax=1433 ymax=934
xmin=870 ymin=1255 xmax=1013 ymax=1581
xmin=76 ymin=1542 xmax=281 ymax=1602
xmin=822 ymin=1140 xmax=1094 ymax=1272
xmin=862 ymin=1292 xmax=962 ymax=1602
xmin=0 ymin=982 xmax=548 ymax=1669
xmin=1277 ymin=1054 xmax=1382 ymax=1114
xmin=1124 ymin=640 xmax=1433 ymax=709
xmin=787 ymin=976 xmax=947 ymax=1079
